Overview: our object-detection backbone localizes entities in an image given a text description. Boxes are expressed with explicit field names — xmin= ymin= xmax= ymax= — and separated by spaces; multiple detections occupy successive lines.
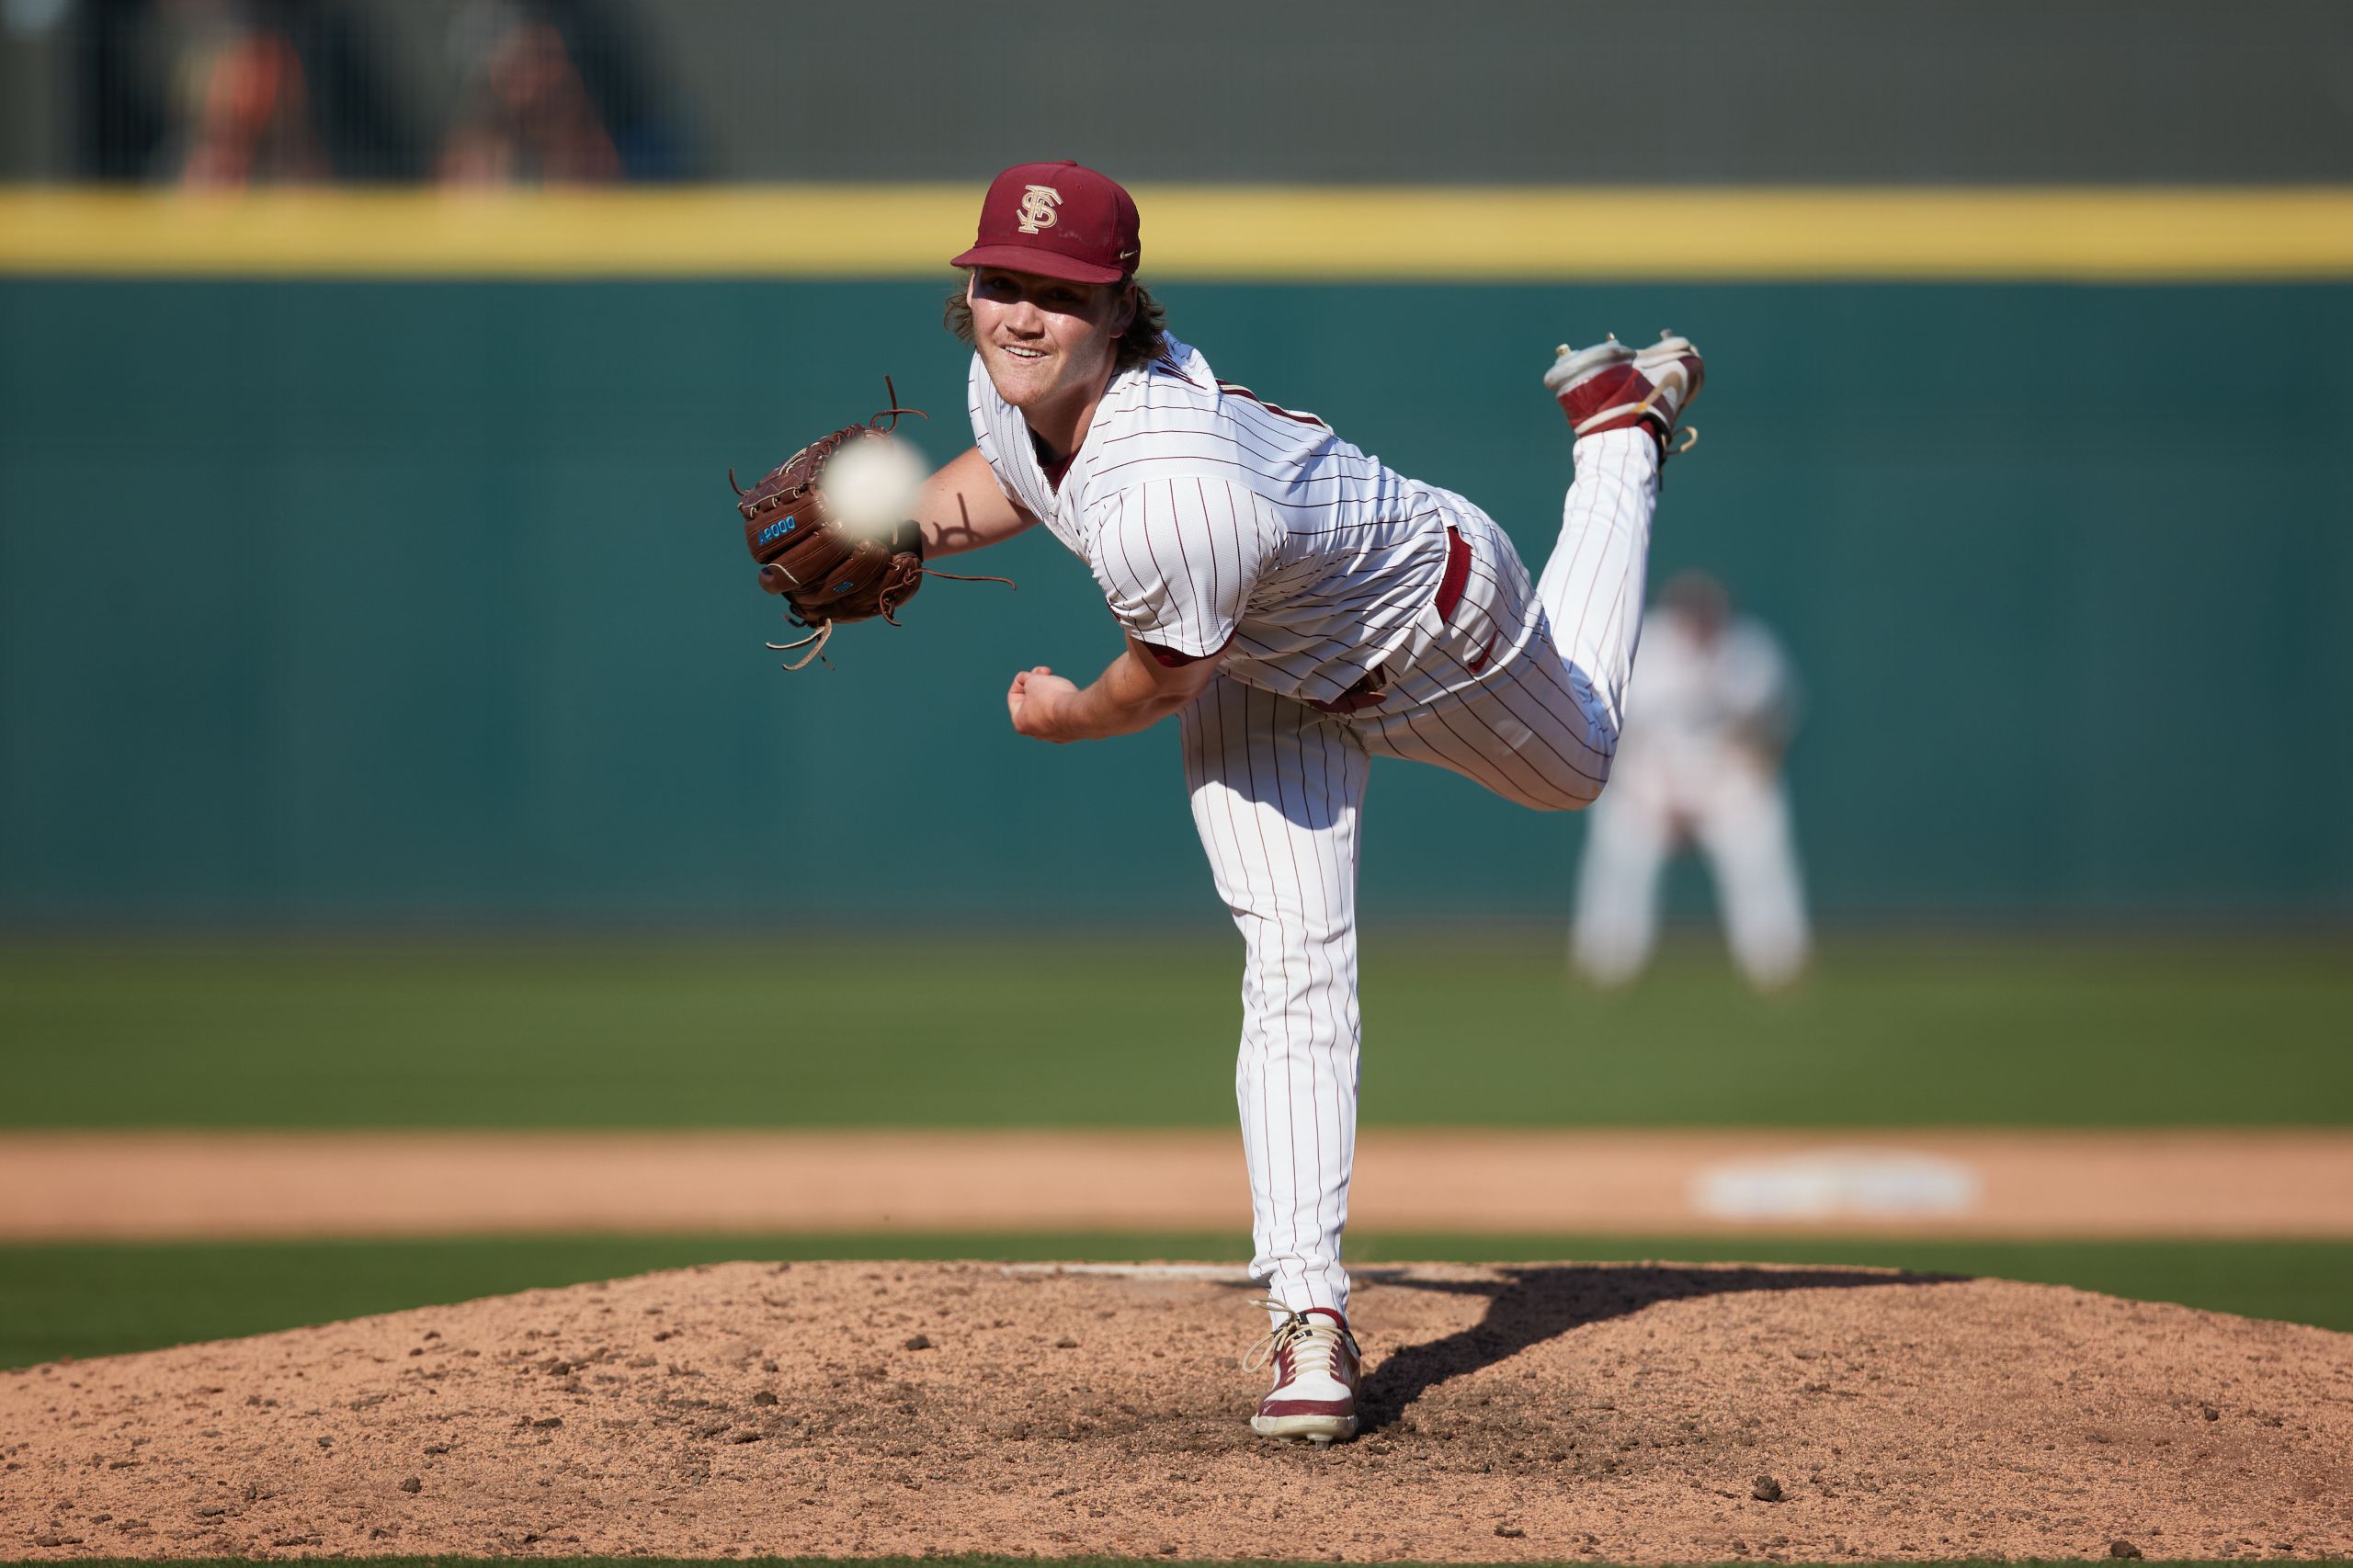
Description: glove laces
xmin=1239 ymin=1298 xmax=1357 ymax=1380
xmin=766 ymin=619 xmax=835 ymax=672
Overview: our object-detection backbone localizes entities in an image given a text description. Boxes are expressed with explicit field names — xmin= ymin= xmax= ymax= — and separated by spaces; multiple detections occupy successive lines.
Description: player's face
xmin=967 ymin=267 xmax=1132 ymax=416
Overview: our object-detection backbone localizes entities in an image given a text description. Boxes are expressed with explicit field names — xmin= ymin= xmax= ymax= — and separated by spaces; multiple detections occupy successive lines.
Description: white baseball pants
xmin=1570 ymin=754 xmax=1811 ymax=991
xmin=1180 ymin=430 xmax=1662 ymax=1318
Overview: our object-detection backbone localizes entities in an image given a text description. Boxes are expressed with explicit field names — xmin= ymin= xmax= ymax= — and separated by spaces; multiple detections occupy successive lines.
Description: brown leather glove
xmin=734 ymin=385 xmax=1015 ymax=669
xmin=735 ymin=421 xmax=928 ymax=670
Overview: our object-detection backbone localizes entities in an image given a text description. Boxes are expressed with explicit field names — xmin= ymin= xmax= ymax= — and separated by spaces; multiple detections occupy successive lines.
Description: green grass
xmin=5 ymin=1232 xmax=2346 ymax=1370
xmin=5 ymin=931 xmax=2349 ymax=1128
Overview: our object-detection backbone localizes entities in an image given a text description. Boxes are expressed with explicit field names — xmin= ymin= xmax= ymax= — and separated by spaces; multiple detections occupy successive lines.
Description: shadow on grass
xmin=1359 ymin=1262 xmax=1958 ymax=1431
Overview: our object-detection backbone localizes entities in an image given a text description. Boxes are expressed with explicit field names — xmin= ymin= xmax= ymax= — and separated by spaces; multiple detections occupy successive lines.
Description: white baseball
xmin=820 ymin=434 xmax=928 ymax=541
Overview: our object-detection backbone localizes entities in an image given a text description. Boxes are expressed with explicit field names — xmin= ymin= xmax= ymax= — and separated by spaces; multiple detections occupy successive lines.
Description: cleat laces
xmin=1239 ymin=1299 xmax=1358 ymax=1384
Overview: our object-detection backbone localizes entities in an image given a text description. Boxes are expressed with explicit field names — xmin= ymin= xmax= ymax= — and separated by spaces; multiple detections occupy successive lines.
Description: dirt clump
xmin=2 ymin=1259 xmax=2347 ymax=1562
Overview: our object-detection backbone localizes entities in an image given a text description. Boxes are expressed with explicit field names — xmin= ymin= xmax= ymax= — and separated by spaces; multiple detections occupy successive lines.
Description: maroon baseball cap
xmin=950 ymin=160 xmax=1141 ymax=285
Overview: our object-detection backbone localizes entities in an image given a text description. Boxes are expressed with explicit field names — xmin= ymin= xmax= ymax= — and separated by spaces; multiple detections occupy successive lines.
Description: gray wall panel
xmin=665 ymin=0 xmax=2353 ymax=184
xmin=7 ymin=0 xmax=2349 ymax=183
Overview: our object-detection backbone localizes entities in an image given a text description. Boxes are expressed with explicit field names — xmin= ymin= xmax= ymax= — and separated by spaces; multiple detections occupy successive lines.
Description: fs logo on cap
xmin=949 ymin=162 xmax=1137 ymax=283
xmin=1016 ymin=185 xmax=1063 ymax=234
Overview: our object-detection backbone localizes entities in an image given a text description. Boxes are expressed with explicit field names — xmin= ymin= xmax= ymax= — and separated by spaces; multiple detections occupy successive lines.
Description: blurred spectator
xmin=74 ymin=0 xmax=420 ymax=182
xmin=64 ymin=0 xmax=684 ymax=185
xmin=437 ymin=0 xmax=688 ymax=184
xmin=163 ymin=0 xmax=326 ymax=185
xmin=1572 ymin=571 xmax=1812 ymax=992
xmin=437 ymin=0 xmax=617 ymax=185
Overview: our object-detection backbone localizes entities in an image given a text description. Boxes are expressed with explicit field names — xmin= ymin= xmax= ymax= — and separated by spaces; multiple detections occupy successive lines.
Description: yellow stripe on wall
xmin=6 ymin=186 xmax=2353 ymax=280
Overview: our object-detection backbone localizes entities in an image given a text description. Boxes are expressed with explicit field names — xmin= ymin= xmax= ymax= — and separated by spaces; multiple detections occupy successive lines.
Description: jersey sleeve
xmin=1086 ymin=477 xmax=1280 ymax=659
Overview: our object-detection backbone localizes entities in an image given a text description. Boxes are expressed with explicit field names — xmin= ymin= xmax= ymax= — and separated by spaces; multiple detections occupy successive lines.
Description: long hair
xmin=943 ymin=275 xmax=1169 ymax=373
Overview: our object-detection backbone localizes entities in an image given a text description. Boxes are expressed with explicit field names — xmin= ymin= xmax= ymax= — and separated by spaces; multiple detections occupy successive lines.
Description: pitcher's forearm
xmin=915 ymin=448 xmax=1035 ymax=557
xmin=1027 ymin=642 xmax=1218 ymax=744
xmin=1051 ymin=662 xmax=1194 ymax=740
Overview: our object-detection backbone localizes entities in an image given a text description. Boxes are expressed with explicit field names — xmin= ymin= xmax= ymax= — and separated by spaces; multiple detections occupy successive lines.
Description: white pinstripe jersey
xmin=968 ymin=336 xmax=1461 ymax=707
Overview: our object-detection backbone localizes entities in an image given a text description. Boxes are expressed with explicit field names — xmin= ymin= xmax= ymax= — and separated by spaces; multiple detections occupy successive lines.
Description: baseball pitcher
xmin=734 ymin=161 xmax=1705 ymax=1445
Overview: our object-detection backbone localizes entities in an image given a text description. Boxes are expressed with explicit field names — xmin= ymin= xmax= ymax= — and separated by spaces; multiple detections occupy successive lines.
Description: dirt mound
xmin=4 ymin=1260 xmax=2347 ymax=1562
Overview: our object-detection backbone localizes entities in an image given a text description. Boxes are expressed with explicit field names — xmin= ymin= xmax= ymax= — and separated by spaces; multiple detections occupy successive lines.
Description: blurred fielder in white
xmin=1571 ymin=571 xmax=1810 ymax=991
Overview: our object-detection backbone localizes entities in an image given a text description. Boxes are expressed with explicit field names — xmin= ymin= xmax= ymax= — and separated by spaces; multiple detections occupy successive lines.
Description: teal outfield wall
xmin=3 ymin=279 xmax=2348 ymax=924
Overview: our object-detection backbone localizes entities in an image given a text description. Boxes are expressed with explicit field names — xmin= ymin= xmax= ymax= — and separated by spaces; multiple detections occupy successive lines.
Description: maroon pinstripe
xmin=972 ymin=335 xmax=1665 ymax=1325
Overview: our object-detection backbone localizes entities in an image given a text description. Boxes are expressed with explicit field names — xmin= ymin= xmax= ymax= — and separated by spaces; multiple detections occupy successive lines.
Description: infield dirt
xmin=4 ymin=1260 xmax=2347 ymax=1562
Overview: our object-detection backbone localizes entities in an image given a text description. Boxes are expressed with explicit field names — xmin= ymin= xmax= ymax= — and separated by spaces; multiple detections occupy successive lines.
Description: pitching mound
xmin=4 ymin=1261 xmax=2347 ymax=1562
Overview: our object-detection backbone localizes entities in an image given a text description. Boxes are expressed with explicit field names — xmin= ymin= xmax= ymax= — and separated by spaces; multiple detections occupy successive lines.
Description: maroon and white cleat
xmin=1243 ymin=1300 xmax=1361 ymax=1445
xmin=1545 ymin=331 xmax=1706 ymax=456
